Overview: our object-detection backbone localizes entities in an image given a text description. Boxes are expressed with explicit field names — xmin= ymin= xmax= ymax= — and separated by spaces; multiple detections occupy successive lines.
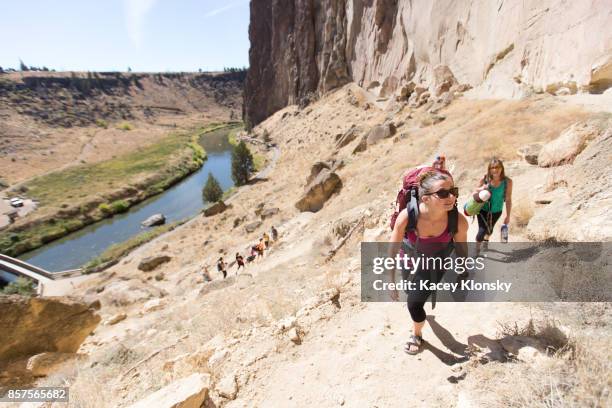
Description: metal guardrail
xmin=0 ymin=254 xmax=83 ymax=280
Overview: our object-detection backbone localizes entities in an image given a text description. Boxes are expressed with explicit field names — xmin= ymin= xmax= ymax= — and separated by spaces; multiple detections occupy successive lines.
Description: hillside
xmin=0 ymin=71 xmax=244 ymax=184
xmin=1 ymin=1 xmax=611 ymax=407
xmin=2 ymin=84 xmax=606 ymax=406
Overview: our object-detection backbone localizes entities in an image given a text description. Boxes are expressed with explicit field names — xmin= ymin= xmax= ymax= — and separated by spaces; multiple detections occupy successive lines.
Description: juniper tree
xmin=203 ymin=173 xmax=223 ymax=203
xmin=231 ymin=141 xmax=254 ymax=186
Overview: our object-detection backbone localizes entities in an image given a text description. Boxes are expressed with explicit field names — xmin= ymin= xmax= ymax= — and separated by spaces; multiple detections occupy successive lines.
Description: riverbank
xmin=0 ymin=123 xmax=238 ymax=258
xmin=84 ymin=129 xmax=278 ymax=274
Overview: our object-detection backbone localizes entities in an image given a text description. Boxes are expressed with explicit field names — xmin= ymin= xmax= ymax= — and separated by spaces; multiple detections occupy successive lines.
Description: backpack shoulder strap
xmin=405 ymin=188 xmax=419 ymax=235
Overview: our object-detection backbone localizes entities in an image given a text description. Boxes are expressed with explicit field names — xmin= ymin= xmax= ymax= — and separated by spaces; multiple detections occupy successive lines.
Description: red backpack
xmin=390 ymin=166 xmax=458 ymax=236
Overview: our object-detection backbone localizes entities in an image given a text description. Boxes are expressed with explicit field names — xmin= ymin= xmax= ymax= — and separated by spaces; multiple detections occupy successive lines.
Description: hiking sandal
xmin=404 ymin=334 xmax=423 ymax=355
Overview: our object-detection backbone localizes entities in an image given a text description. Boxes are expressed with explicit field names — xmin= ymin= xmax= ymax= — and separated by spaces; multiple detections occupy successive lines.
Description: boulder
xmin=127 ymin=373 xmax=211 ymax=408
xmin=233 ymin=216 xmax=246 ymax=228
xmin=203 ymin=201 xmax=227 ymax=217
xmin=366 ymin=123 xmax=396 ymax=145
xmin=254 ymin=202 xmax=266 ymax=216
xmin=295 ymin=170 xmax=343 ymax=212
xmin=276 ymin=316 xmax=297 ymax=333
xmin=244 ymin=220 xmax=262 ymax=234
xmin=138 ymin=255 xmax=171 ymax=272
xmin=517 ymin=143 xmax=543 ymax=165
xmin=528 ymin=128 xmax=611 ymax=242
xmin=0 ymin=296 xmax=100 ymax=361
xmin=352 ymin=136 xmax=368 ymax=154
xmin=589 ymin=54 xmax=612 ymax=93
xmin=26 ymin=352 xmax=85 ymax=377
xmin=105 ymin=312 xmax=127 ymax=325
xmin=141 ymin=213 xmax=165 ymax=227
xmin=142 ymin=298 xmax=167 ymax=313
xmin=335 ymin=126 xmax=361 ymax=149
xmin=216 ymin=373 xmax=238 ymax=400
xmin=432 ymin=65 xmax=458 ymax=96
xmin=555 ymin=87 xmax=572 ymax=96
xmin=306 ymin=159 xmax=344 ymax=184
xmin=500 ymin=336 xmax=546 ymax=355
xmin=287 ymin=327 xmax=302 ymax=344
xmin=538 ymin=122 xmax=602 ymax=167
xmin=398 ymin=81 xmax=417 ymax=100
xmin=260 ymin=207 xmax=279 ymax=220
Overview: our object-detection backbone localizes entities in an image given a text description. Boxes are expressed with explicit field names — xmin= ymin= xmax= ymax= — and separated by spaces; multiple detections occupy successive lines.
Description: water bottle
xmin=501 ymin=224 xmax=509 ymax=243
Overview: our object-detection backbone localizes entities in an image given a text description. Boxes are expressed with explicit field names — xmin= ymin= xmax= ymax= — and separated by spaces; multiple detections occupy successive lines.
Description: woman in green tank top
xmin=475 ymin=158 xmax=513 ymax=253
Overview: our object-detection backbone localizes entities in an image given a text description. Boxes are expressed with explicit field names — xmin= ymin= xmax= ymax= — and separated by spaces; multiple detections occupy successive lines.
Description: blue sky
xmin=0 ymin=0 xmax=250 ymax=72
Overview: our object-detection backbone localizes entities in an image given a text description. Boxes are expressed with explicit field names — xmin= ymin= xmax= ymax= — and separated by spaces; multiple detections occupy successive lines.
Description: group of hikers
xmin=213 ymin=225 xmax=279 ymax=279
xmin=389 ymin=154 xmax=513 ymax=355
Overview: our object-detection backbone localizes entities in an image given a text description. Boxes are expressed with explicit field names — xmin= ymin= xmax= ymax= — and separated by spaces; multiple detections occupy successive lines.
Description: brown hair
xmin=486 ymin=158 xmax=506 ymax=181
xmin=418 ymin=170 xmax=452 ymax=197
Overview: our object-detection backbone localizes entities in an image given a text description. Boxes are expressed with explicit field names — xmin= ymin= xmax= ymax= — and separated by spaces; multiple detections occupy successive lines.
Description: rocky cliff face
xmin=245 ymin=0 xmax=612 ymax=127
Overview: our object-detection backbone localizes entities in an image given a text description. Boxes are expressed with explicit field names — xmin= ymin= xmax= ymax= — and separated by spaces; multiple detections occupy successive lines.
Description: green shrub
xmin=2 ymin=277 xmax=36 ymax=296
xmin=110 ymin=200 xmax=130 ymax=213
xmin=231 ymin=141 xmax=254 ymax=186
xmin=203 ymin=173 xmax=223 ymax=203
xmin=98 ymin=203 xmax=112 ymax=214
xmin=95 ymin=119 xmax=108 ymax=129
xmin=117 ymin=122 xmax=133 ymax=131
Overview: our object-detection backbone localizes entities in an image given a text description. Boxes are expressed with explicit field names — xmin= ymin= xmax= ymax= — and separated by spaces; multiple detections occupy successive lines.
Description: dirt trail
xmin=222 ymin=197 xmax=529 ymax=408
xmin=229 ymin=301 xmax=524 ymax=407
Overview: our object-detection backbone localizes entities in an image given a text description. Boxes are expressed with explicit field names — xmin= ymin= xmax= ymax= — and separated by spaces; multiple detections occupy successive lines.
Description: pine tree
xmin=19 ymin=59 xmax=29 ymax=71
xmin=203 ymin=173 xmax=223 ymax=203
xmin=231 ymin=141 xmax=254 ymax=186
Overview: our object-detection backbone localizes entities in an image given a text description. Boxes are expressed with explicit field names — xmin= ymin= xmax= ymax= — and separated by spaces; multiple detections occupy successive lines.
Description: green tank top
xmin=483 ymin=179 xmax=506 ymax=213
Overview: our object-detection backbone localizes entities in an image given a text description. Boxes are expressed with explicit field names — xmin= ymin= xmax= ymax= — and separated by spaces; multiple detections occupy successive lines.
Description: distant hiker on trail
xmin=217 ymin=257 xmax=227 ymax=279
xmin=271 ymin=225 xmax=278 ymax=242
xmin=475 ymin=158 xmax=513 ymax=255
xmin=254 ymin=238 xmax=265 ymax=260
xmin=389 ymin=169 xmax=468 ymax=355
xmin=432 ymin=153 xmax=446 ymax=170
xmin=235 ymin=252 xmax=245 ymax=272
xmin=202 ymin=265 xmax=211 ymax=282
xmin=263 ymin=232 xmax=271 ymax=248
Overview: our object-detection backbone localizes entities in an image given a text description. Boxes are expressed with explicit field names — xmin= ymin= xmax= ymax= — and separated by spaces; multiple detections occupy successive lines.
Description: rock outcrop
xmin=537 ymin=122 xmax=603 ymax=167
xmin=141 ymin=213 xmax=166 ymax=227
xmin=203 ymin=201 xmax=228 ymax=217
xmin=127 ymin=373 xmax=211 ymax=408
xmin=528 ymin=125 xmax=612 ymax=241
xmin=245 ymin=0 xmax=612 ymax=127
xmin=0 ymin=296 xmax=100 ymax=362
xmin=138 ymin=255 xmax=171 ymax=272
xmin=295 ymin=169 xmax=343 ymax=212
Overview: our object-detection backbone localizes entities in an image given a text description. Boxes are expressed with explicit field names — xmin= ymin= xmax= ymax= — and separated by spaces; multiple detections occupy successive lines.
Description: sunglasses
xmin=490 ymin=166 xmax=502 ymax=170
xmin=425 ymin=187 xmax=458 ymax=199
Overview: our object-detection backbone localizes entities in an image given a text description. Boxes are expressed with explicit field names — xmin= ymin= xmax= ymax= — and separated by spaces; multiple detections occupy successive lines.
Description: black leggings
xmin=476 ymin=210 xmax=502 ymax=242
xmin=406 ymin=268 xmax=446 ymax=323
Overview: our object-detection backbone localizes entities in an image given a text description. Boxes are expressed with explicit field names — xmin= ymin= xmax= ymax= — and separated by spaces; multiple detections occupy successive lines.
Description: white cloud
xmin=124 ymin=0 xmax=157 ymax=47
xmin=204 ymin=0 xmax=245 ymax=18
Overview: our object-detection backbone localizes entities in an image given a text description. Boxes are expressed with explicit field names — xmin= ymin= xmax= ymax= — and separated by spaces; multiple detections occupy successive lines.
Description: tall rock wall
xmin=245 ymin=0 xmax=612 ymax=127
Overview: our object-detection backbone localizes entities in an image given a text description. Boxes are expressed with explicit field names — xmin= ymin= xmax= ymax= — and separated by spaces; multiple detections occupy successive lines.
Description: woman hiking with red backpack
xmin=389 ymin=168 xmax=468 ymax=355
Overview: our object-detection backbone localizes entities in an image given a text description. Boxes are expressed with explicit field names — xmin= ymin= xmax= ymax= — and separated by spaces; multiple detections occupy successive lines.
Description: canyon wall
xmin=244 ymin=0 xmax=612 ymax=126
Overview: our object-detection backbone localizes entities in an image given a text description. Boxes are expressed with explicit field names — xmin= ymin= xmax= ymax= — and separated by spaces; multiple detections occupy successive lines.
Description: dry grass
xmin=439 ymin=98 xmax=588 ymax=170
xmin=512 ymin=197 xmax=535 ymax=229
xmin=462 ymin=315 xmax=611 ymax=407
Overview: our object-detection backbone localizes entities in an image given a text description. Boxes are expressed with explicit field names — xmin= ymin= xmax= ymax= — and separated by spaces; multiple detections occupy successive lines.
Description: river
xmin=19 ymin=126 xmax=236 ymax=272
